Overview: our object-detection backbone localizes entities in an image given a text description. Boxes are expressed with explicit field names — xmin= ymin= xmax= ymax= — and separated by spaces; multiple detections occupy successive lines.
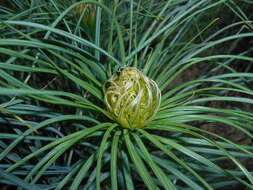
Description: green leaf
xmin=124 ymin=130 xmax=158 ymax=190
xmin=96 ymin=124 xmax=118 ymax=190
xmin=0 ymin=168 xmax=42 ymax=190
xmin=137 ymin=129 xmax=214 ymax=190
xmin=69 ymin=154 xmax=95 ymax=190
xmin=132 ymin=133 xmax=177 ymax=190
xmin=5 ymin=123 xmax=110 ymax=173
xmin=111 ymin=131 xmax=121 ymax=190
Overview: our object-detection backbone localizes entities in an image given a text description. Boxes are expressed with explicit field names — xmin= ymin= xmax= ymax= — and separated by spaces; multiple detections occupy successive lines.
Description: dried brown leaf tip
xmin=76 ymin=3 xmax=96 ymax=28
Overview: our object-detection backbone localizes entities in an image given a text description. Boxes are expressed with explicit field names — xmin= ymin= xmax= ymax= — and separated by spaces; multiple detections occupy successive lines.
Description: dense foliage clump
xmin=0 ymin=0 xmax=253 ymax=189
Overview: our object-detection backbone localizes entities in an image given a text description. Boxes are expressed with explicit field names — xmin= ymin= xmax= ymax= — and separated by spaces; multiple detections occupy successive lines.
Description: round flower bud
xmin=104 ymin=67 xmax=161 ymax=129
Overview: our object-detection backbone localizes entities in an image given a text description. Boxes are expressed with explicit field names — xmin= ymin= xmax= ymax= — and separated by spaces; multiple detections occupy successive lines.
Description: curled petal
xmin=104 ymin=67 xmax=161 ymax=129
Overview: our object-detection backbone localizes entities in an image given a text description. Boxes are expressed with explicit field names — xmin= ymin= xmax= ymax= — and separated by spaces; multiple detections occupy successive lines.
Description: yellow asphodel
xmin=104 ymin=67 xmax=161 ymax=129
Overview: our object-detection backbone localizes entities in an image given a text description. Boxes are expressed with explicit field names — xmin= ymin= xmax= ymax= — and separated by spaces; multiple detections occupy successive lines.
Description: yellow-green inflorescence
xmin=104 ymin=67 xmax=161 ymax=129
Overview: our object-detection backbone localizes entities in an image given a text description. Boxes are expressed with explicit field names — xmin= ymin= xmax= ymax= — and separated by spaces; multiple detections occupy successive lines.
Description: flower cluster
xmin=104 ymin=67 xmax=161 ymax=129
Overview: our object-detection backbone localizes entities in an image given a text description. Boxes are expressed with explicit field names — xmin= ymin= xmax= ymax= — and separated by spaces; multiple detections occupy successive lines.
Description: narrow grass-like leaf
xmin=5 ymin=123 xmax=109 ymax=173
xmin=69 ymin=154 xmax=95 ymax=190
xmin=133 ymin=133 xmax=177 ymax=190
xmin=121 ymin=151 xmax=135 ymax=190
xmin=29 ymin=139 xmax=78 ymax=184
xmin=0 ymin=168 xmax=42 ymax=190
xmin=111 ymin=131 xmax=121 ymax=190
xmin=137 ymin=129 xmax=214 ymax=190
xmin=151 ymin=155 xmax=205 ymax=190
xmin=145 ymin=124 xmax=253 ymax=188
xmin=0 ymin=115 xmax=99 ymax=162
xmin=2 ymin=20 xmax=120 ymax=65
xmin=96 ymin=124 xmax=117 ymax=190
xmin=55 ymin=162 xmax=83 ymax=190
xmin=124 ymin=130 xmax=158 ymax=190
